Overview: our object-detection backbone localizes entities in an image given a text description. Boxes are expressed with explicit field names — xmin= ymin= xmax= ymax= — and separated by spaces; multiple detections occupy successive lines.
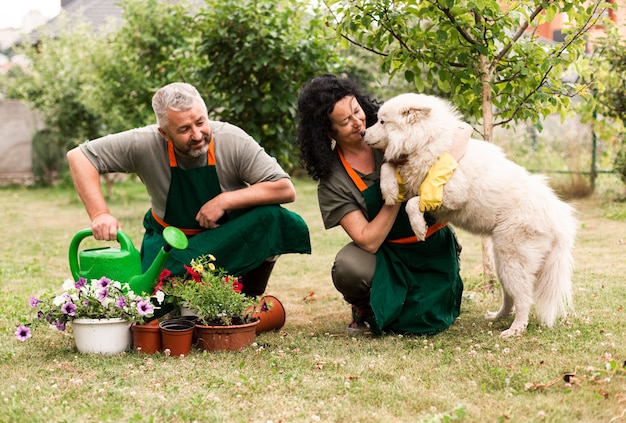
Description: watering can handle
xmin=68 ymin=229 xmax=135 ymax=281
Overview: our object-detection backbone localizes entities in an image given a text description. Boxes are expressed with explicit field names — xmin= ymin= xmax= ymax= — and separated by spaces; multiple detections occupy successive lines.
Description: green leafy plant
xmin=158 ymin=255 xmax=258 ymax=326
xmin=14 ymin=277 xmax=159 ymax=341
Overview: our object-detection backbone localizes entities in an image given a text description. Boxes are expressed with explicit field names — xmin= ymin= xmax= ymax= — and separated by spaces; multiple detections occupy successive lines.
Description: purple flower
xmin=53 ymin=320 xmax=66 ymax=331
xmin=97 ymin=288 xmax=109 ymax=302
xmin=97 ymin=277 xmax=112 ymax=289
xmin=116 ymin=296 xmax=128 ymax=308
xmin=260 ymin=300 xmax=269 ymax=313
xmin=136 ymin=300 xmax=154 ymax=316
xmin=61 ymin=301 xmax=77 ymax=316
xmin=14 ymin=325 xmax=31 ymax=341
xmin=75 ymin=277 xmax=87 ymax=289
xmin=29 ymin=296 xmax=41 ymax=309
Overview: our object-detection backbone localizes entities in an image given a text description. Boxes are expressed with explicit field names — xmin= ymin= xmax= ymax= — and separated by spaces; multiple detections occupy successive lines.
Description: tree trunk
xmin=479 ymin=54 xmax=497 ymax=286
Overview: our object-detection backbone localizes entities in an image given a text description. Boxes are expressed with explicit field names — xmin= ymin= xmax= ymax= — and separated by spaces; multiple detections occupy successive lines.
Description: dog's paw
xmin=406 ymin=198 xmax=427 ymax=240
xmin=499 ymin=326 xmax=526 ymax=338
xmin=381 ymin=185 xmax=399 ymax=206
xmin=484 ymin=311 xmax=499 ymax=321
xmin=380 ymin=164 xmax=399 ymax=205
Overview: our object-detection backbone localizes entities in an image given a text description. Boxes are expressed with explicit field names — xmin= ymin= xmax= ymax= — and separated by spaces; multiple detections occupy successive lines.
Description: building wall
xmin=0 ymin=99 xmax=44 ymax=184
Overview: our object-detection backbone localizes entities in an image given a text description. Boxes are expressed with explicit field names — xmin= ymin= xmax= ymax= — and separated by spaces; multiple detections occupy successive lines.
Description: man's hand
xmin=196 ymin=195 xmax=227 ymax=229
xmin=91 ymin=212 xmax=121 ymax=241
xmin=418 ymin=152 xmax=458 ymax=212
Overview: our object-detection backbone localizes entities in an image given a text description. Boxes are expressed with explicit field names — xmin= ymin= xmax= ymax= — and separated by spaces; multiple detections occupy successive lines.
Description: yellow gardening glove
xmin=417 ymin=152 xmax=458 ymax=212
xmin=395 ymin=167 xmax=408 ymax=203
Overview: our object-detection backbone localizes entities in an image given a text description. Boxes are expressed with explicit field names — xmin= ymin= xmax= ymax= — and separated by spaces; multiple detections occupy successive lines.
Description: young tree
xmin=585 ymin=27 xmax=626 ymax=190
xmin=324 ymin=0 xmax=615 ymax=281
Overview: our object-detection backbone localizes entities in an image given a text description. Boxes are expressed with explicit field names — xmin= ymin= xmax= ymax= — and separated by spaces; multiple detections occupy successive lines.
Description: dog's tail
xmin=533 ymin=200 xmax=577 ymax=327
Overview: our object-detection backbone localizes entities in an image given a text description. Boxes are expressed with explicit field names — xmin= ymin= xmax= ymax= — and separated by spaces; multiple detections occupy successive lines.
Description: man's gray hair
xmin=152 ymin=82 xmax=207 ymax=128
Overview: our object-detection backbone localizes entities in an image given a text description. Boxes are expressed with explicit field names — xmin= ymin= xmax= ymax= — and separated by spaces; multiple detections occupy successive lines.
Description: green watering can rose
xmin=68 ymin=226 xmax=188 ymax=294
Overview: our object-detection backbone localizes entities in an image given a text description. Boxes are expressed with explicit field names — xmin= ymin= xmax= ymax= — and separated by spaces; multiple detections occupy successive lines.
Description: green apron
xmin=140 ymin=139 xmax=311 ymax=277
xmin=338 ymin=149 xmax=463 ymax=335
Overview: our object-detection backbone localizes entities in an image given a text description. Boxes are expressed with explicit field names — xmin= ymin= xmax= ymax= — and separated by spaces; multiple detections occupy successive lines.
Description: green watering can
xmin=68 ymin=226 xmax=188 ymax=294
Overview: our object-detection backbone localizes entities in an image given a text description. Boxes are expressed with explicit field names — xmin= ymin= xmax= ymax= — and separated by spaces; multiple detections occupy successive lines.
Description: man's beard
xmin=186 ymin=142 xmax=209 ymax=158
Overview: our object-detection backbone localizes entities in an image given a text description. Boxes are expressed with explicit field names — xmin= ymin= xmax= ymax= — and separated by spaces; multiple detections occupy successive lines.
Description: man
xmin=67 ymin=82 xmax=311 ymax=296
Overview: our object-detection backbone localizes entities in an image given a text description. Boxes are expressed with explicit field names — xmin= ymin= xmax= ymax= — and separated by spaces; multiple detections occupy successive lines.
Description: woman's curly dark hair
xmin=296 ymin=74 xmax=381 ymax=181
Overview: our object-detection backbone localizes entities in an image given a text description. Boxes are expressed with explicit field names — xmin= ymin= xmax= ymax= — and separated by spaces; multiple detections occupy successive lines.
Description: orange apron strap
xmin=207 ymin=136 xmax=215 ymax=165
xmin=167 ymin=137 xmax=215 ymax=167
xmin=157 ymin=138 xmax=216 ymax=236
xmin=151 ymin=210 xmax=205 ymax=236
xmin=167 ymin=141 xmax=177 ymax=167
xmin=387 ymin=222 xmax=448 ymax=244
xmin=337 ymin=147 xmax=368 ymax=192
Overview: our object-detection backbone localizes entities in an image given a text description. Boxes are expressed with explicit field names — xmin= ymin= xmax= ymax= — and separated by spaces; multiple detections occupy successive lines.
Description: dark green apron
xmin=140 ymin=139 xmax=311 ymax=277
xmin=338 ymin=148 xmax=463 ymax=335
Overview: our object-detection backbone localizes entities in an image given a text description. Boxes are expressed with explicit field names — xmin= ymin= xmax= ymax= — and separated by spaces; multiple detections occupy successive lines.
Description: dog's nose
xmin=360 ymin=130 xmax=366 ymax=138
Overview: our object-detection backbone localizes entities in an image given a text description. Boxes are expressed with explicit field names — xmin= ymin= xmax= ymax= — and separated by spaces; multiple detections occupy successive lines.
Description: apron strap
xmin=387 ymin=222 xmax=447 ymax=244
xmin=151 ymin=210 xmax=206 ymax=236
xmin=167 ymin=137 xmax=215 ymax=167
xmin=337 ymin=147 xmax=368 ymax=192
xmin=337 ymin=146 xmax=447 ymax=244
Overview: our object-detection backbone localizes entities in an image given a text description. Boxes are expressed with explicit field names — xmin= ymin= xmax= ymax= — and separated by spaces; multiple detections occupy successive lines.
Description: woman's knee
xmin=331 ymin=243 xmax=376 ymax=300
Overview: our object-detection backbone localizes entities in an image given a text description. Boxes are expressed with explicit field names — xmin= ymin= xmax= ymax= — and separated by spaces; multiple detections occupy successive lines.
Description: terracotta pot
xmin=195 ymin=319 xmax=259 ymax=352
xmin=72 ymin=318 xmax=131 ymax=355
xmin=159 ymin=318 xmax=195 ymax=357
xmin=252 ymin=295 xmax=286 ymax=334
xmin=131 ymin=320 xmax=161 ymax=354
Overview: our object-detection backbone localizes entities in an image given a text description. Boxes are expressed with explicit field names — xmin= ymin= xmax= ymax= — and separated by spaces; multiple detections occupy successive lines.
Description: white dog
xmin=363 ymin=93 xmax=577 ymax=338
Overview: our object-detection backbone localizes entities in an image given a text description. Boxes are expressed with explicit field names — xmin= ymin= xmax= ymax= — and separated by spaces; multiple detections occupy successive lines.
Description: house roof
xmin=48 ymin=0 xmax=124 ymax=32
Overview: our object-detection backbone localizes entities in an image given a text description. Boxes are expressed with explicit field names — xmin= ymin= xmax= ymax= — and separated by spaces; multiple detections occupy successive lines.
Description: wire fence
xmin=493 ymin=113 xmax=624 ymax=199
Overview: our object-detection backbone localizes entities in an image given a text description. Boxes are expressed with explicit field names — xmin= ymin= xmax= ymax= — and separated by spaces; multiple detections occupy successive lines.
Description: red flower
xmin=231 ymin=277 xmax=243 ymax=293
xmin=184 ymin=264 xmax=202 ymax=282
xmin=158 ymin=268 xmax=171 ymax=283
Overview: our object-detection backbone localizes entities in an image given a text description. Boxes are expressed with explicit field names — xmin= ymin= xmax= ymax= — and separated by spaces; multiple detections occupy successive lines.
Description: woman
xmin=296 ymin=74 xmax=470 ymax=335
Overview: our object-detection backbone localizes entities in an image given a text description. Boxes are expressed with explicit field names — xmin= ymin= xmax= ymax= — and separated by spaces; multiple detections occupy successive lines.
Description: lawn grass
xmin=0 ymin=177 xmax=625 ymax=422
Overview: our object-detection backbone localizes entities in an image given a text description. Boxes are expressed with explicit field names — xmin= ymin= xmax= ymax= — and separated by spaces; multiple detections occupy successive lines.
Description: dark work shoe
xmin=346 ymin=304 xmax=373 ymax=333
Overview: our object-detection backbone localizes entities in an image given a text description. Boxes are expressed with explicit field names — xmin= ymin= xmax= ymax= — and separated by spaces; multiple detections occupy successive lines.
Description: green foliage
xmin=82 ymin=0 xmax=197 ymax=134
xmin=193 ymin=0 xmax=344 ymax=170
xmin=582 ymin=27 xmax=626 ymax=186
xmin=324 ymin=0 xmax=614 ymax=140
xmin=31 ymin=129 xmax=68 ymax=186
xmin=5 ymin=18 xmax=105 ymax=145
xmin=0 ymin=0 xmax=344 ymax=173
xmin=590 ymin=27 xmax=626 ymax=123
xmin=160 ymin=254 xmax=257 ymax=326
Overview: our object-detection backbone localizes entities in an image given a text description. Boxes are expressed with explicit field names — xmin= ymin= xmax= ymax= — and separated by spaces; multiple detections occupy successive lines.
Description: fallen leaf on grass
xmin=302 ymin=291 xmax=316 ymax=302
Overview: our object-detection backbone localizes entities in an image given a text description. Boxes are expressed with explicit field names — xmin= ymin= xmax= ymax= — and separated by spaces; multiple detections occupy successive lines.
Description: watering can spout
xmin=68 ymin=226 xmax=188 ymax=295
xmin=130 ymin=226 xmax=188 ymax=294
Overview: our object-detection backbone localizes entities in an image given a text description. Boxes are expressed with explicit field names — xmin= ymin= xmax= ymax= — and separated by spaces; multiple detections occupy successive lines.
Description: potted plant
xmin=158 ymin=254 xmax=260 ymax=352
xmin=15 ymin=276 xmax=160 ymax=355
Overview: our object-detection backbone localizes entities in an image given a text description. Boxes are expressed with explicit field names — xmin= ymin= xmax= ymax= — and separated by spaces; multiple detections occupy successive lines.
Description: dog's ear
xmin=402 ymin=105 xmax=430 ymax=124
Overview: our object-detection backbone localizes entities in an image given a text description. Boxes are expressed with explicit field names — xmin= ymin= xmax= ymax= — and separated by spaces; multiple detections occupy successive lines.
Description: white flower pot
xmin=180 ymin=305 xmax=199 ymax=317
xmin=72 ymin=318 xmax=132 ymax=355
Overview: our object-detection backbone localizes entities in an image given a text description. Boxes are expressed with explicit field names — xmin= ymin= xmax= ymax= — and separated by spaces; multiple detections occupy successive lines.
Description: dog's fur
xmin=363 ymin=93 xmax=577 ymax=337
